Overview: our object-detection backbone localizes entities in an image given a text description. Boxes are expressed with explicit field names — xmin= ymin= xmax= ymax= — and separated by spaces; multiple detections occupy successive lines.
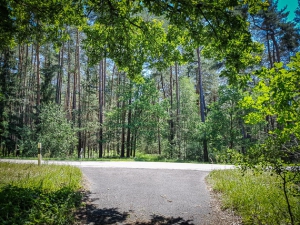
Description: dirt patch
xmin=204 ymin=179 xmax=242 ymax=225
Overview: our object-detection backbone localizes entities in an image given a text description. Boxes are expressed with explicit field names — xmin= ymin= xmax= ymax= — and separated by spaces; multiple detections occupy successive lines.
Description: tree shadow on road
xmin=75 ymin=192 xmax=129 ymax=224
xmin=127 ymin=214 xmax=194 ymax=225
xmin=76 ymin=191 xmax=194 ymax=225
xmin=86 ymin=205 xmax=129 ymax=224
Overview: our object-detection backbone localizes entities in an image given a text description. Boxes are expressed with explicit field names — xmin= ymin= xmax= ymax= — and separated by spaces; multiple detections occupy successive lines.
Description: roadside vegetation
xmin=207 ymin=169 xmax=300 ymax=225
xmin=0 ymin=162 xmax=82 ymax=225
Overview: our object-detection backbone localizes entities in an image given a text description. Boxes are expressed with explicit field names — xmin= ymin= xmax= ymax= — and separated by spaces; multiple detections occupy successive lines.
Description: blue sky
xmin=277 ymin=0 xmax=298 ymax=20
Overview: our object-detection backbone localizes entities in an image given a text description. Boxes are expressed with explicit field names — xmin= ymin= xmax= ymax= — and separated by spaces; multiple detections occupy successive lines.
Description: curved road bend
xmin=0 ymin=160 xmax=235 ymax=224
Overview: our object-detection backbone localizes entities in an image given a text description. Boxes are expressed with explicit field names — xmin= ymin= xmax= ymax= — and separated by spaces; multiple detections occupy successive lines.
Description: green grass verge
xmin=0 ymin=162 xmax=82 ymax=225
xmin=207 ymin=169 xmax=300 ymax=225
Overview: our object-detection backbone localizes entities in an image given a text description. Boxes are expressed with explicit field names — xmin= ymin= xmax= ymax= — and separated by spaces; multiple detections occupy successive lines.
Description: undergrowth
xmin=0 ymin=162 xmax=82 ymax=225
xmin=207 ymin=169 xmax=300 ymax=225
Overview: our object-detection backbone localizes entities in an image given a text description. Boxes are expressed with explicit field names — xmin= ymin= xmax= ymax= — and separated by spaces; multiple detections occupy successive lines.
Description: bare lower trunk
xmin=197 ymin=47 xmax=208 ymax=162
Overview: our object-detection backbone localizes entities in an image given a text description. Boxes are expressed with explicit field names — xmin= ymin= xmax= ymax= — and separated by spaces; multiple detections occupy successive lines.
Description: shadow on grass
xmin=77 ymin=193 xmax=194 ymax=225
xmin=0 ymin=185 xmax=82 ymax=225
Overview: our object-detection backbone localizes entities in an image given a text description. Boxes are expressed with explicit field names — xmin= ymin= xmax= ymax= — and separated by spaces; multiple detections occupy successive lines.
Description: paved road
xmin=81 ymin=167 xmax=214 ymax=225
xmin=0 ymin=159 xmax=234 ymax=171
xmin=0 ymin=159 xmax=235 ymax=224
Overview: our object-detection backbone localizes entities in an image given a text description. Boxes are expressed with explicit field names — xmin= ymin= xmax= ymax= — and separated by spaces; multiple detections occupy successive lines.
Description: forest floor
xmin=0 ymin=159 xmax=239 ymax=224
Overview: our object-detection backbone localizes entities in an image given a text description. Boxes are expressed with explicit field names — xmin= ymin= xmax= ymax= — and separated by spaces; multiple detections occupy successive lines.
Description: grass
xmin=0 ymin=162 xmax=82 ymax=225
xmin=207 ymin=169 xmax=300 ymax=225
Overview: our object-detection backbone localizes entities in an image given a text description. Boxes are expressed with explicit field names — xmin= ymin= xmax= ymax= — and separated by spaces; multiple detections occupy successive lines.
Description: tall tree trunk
xmin=76 ymin=29 xmax=82 ymax=159
xmin=23 ymin=44 xmax=29 ymax=125
xmin=132 ymin=129 xmax=137 ymax=157
xmin=160 ymin=73 xmax=166 ymax=99
xmin=98 ymin=60 xmax=103 ymax=158
xmin=120 ymin=73 xmax=126 ymax=158
xmin=71 ymin=32 xmax=78 ymax=156
xmin=103 ymin=58 xmax=106 ymax=154
xmin=157 ymin=118 xmax=161 ymax=155
xmin=197 ymin=47 xmax=208 ymax=162
xmin=270 ymin=32 xmax=281 ymax=63
xmin=66 ymin=40 xmax=71 ymax=120
xmin=116 ymin=70 xmax=121 ymax=155
xmin=109 ymin=63 xmax=115 ymax=110
xmin=175 ymin=62 xmax=181 ymax=158
xmin=28 ymin=45 xmax=36 ymax=127
xmin=85 ymin=57 xmax=91 ymax=159
xmin=36 ymin=42 xmax=41 ymax=113
xmin=72 ymin=54 xmax=77 ymax=124
xmin=56 ymin=43 xmax=64 ymax=105
xmin=169 ymin=66 xmax=175 ymax=158
xmin=266 ymin=32 xmax=273 ymax=68
xmin=17 ymin=45 xmax=23 ymax=127
xmin=126 ymin=82 xmax=132 ymax=157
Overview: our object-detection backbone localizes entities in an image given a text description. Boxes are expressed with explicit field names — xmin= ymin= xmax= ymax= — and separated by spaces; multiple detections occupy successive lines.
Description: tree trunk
xmin=169 ymin=66 xmax=175 ymax=158
xmin=72 ymin=52 xmax=77 ymax=121
xmin=56 ymin=43 xmax=64 ymax=105
xmin=126 ymin=101 xmax=132 ymax=157
xmin=270 ymin=32 xmax=281 ymax=63
xmin=23 ymin=44 xmax=29 ymax=125
xmin=197 ymin=47 xmax=208 ymax=162
xmin=66 ymin=40 xmax=71 ymax=120
xmin=158 ymin=118 xmax=161 ymax=155
xmin=126 ymin=82 xmax=132 ymax=157
xmin=103 ymin=58 xmax=106 ymax=154
xmin=76 ymin=29 xmax=82 ymax=159
xmin=266 ymin=32 xmax=273 ymax=68
xmin=36 ymin=42 xmax=41 ymax=113
xmin=175 ymin=62 xmax=181 ymax=158
xmin=98 ymin=60 xmax=104 ymax=158
xmin=120 ymin=73 xmax=126 ymax=158
xmin=116 ymin=71 xmax=121 ymax=155
xmin=160 ymin=73 xmax=166 ymax=99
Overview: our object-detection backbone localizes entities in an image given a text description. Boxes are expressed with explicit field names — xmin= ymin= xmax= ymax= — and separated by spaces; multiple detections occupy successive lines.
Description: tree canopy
xmin=0 ymin=0 xmax=268 ymax=80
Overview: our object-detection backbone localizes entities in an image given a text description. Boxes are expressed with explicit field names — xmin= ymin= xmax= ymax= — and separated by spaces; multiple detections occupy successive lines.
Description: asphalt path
xmin=81 ymin=167 xmax=213 ymax=225
xmin=0 ymin=159 xmax=235 ymax=224
xmin=0 ymin=159 xmax=234 ymax=171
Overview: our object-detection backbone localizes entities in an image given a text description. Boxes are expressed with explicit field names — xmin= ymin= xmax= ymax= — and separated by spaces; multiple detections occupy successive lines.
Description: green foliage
xmin=179 ymin=77 xmax=203 ymax=160
xmin=105 ymin=77 xmax=168 ymax=155
xmin=239 ymin=53 xmax=300 ymax=224
xmin=134 ymin=152 xmax=166 ymax=162
xmin=2 ymin=0 xmax=85 ymax=47
xmin=82 ymin=0 xmax=266 ymax=80
xmin=0 ymin=162 xmax=82 ymax=225
xmin=0 ymin=0 xmax=296 ymax=165
xmin=206 ymin=86 xmax=245 ymax=153
xmin=207 ymin=169 xmax=300 ymax=225
xmin=38 ymin=103 xmax=77 ymax=157
xmin=0 ymin=49 xmax=19 ymax=156
xmin=252 ymin=0 xmax=300 ymax=66
xmin=84 ymin=14 xmax=172 ymax=80
xmin=18 ymin=125 xmax=38 ymax=157
xmin=241 ymin=53 xmax=300 ymax=164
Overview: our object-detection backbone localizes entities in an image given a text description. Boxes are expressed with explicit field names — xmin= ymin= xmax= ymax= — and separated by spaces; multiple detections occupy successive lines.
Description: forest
xmin=0 ymin=0 xmax=300 ymax=165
